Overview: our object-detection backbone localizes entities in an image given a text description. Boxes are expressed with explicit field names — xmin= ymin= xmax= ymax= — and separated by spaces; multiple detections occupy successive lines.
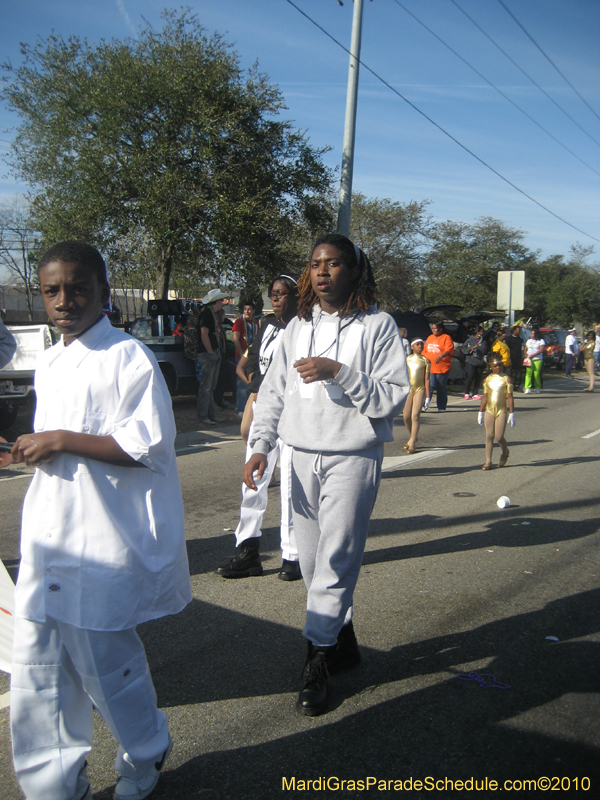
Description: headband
xmin=411 ymin=338 xmax=424 ymax=345
xmin=277 ymin=273 xmax=298 ymax=285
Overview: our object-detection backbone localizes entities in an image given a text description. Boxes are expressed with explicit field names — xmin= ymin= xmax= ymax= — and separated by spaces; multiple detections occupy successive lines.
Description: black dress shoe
xmin=216 ymin=539 xmax=263 ymax=578
xmin=277 ymin=559 xmax=302 ymax=582
xmin=297 ymin=645 xmax=333 ymax=716
xmin=326 ymin=621 xmax=361 ymax=675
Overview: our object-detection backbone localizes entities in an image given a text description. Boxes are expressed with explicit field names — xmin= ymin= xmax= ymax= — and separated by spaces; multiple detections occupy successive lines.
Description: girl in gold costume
xmin=581 ymin=330 xmax=596 ymax=392
xmin=478 ymin=354 xmax=515 ymax=470
xmin=403 ymin=339 xmax=431 ymax=454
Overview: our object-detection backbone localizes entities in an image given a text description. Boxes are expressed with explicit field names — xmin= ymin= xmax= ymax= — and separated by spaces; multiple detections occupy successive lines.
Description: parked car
xmin=0 ymin=323 xmax=56 ymax=431
xmin=540 ymin=328 xmax=567 ymax=369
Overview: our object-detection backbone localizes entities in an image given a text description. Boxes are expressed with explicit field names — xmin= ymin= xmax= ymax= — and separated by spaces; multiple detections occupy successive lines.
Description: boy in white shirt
xmin=8 ymin=242 xmax=191 ymax=800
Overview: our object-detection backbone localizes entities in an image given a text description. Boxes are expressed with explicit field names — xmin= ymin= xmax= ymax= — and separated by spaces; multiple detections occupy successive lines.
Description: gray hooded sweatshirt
xmin=250 ymin=305 xmax=409 ymax=456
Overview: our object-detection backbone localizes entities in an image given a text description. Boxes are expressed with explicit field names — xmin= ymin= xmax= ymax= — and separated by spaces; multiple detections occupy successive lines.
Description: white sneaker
xmin=114 ymin=736 xmax=173 ymax=800
xmin=524 ymin=389 xmax=531 ymax=394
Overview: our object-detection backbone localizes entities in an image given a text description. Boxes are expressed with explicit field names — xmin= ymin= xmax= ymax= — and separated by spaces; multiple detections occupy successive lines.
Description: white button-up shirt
xmin=16 ymin=315 xmax=191 ymax=630
xmin=565 ymin=333 xmax=578 ymax=356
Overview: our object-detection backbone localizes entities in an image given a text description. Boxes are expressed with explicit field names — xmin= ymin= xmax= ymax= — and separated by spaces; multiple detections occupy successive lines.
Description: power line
xmin=392 ymin=0 xmax=600 ymax=178
xmin=497 ymin=0 xmax=600 ymax=126
xmin=451 ymin=0 xmax=600 ymax=148
xmin=284 ymin=0 xmax=600 ymax=245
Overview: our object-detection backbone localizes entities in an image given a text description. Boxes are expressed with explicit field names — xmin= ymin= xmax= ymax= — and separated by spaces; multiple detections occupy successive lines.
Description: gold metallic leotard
xmin=407 ymin=354 xmax=430 ymax=395
xmin=483 ymin=373 xmax=512 ymax=418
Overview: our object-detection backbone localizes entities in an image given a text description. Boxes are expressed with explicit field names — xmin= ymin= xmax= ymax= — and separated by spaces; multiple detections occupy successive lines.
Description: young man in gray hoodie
xmin=244 ymin=234 xmax=409 ymax=716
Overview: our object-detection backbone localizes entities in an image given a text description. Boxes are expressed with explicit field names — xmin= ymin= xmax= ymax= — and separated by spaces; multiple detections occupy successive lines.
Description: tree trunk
xmin=156 ymin=243 xmax=174 ymax=300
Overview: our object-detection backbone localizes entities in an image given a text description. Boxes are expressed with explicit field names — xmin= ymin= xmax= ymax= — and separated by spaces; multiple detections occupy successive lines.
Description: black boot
xmin=326 ymin=621 xmax=361 ymax=675
xmin=297 ymin=643 xmax=333 ymax=716
xmin=215 ymin=538 xmax=263 ymax=578
xmin=277 ymin=559 xmax=302 ymax=582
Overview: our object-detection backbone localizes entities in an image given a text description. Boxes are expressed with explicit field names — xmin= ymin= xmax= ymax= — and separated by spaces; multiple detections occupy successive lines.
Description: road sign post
xmin=497 ymin=271 xmax=525 ymax=327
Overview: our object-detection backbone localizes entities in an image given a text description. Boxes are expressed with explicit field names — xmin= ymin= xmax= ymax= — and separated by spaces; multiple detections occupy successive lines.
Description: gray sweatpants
xmin=291 ymin=443 xmax=383 ymax=648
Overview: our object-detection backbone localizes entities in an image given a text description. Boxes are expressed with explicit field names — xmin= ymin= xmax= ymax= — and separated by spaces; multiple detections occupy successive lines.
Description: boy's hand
xmin=294 ymin=357 xmax=342 ymax=383
xmin=12 ymin=432 xmax=60 ymax=466
xmin=0 ymin=436 xmax=14 ymax=468
xmin=244 ymin=453 xmax=268 ymax=491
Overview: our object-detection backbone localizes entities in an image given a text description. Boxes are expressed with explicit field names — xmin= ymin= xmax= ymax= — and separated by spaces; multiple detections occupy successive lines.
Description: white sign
xmin=497 ymin=271 xmax=525 ymax=311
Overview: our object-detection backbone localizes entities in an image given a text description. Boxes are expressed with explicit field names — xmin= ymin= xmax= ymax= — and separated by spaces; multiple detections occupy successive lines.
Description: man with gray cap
xmin=196 ymin=288 xmax=228 ymax=424
xmin=564 ymin=328 xmax=578 ymax=378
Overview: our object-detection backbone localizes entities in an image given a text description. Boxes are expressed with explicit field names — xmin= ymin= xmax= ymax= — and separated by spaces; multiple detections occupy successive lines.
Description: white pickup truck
xmin=0 ymin=325 xmax=55 ymax=426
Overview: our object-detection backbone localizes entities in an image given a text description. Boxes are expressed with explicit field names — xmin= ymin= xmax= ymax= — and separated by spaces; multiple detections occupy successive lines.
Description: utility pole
xmin=337 ymin=0 xmax=364 ymax=237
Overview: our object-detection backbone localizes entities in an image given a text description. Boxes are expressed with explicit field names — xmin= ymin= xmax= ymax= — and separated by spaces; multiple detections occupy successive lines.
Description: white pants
xmin=11 ymin=616 xmax=169 ymax=800
xmin=235 ymin=423 xmax=297 ymax=561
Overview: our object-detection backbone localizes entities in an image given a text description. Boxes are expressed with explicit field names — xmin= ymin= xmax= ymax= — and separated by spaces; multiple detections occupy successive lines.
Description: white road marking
xmin=382 ymin=449 xmax=456 ymax=472
xmin=0 ymin=691 xmax=10 ymax=710
xmin=582 ymin=428 xmax=600 ymax=439
xmin=0 ymin=473 xmax=33 ymax=483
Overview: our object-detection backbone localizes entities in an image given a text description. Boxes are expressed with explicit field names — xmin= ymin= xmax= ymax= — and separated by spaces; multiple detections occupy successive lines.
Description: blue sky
xmin=1 ymin=0 xmax=599 ymax=262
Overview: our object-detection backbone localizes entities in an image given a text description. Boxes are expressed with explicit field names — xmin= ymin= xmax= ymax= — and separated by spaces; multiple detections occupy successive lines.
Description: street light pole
xmin=337 ymin=0 xmax=364 ymax=237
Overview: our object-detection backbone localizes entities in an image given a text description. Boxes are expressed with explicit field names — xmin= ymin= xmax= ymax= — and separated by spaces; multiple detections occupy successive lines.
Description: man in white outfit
xmin=564 ymin=328 xmax=579 ymax=377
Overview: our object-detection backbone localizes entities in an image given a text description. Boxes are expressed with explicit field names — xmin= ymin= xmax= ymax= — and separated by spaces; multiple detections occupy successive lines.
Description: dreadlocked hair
xmin=297 ymin=233 xmax=376 ymax=321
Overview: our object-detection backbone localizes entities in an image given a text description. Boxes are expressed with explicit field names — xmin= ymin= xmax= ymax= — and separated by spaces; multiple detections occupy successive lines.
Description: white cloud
xmin=115 ymin=0 xmax=137 ymax=38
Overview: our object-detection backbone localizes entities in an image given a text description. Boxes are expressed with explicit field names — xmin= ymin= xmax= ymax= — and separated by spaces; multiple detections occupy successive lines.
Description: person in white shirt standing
xmin=564 ymin=328 xmax=579 ymax=378
xmin=7 ymin=242 xmax=191 ymax=800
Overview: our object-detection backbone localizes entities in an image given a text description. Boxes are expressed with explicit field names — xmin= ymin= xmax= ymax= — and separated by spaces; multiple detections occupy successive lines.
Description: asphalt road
xmin=1 ymin=375 xmax=599 ymax=798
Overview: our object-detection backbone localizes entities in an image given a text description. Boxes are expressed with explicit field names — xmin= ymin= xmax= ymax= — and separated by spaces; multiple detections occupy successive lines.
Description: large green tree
xmin=349 ymin=194 xmax=431 ymax=311
xmin=1 ymin=10 xmax=332 ymax=297
xmin=422 ymin=217 xmax=535 ymax=312
xmin=525 ymin=245 xmax=600 ymax=327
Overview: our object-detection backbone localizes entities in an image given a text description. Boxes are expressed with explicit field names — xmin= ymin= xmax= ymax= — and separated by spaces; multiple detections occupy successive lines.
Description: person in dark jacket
xmin=507 ymin=325 xmax=524 ymax=391
xmin=461 ymin=326 xmax=487 ymax=399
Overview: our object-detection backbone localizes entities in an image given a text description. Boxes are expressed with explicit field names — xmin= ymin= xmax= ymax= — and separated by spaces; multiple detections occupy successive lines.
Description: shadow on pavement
xmin=364 ymin=515 xmax=599 ymax=566
xmin=91 ymin=588 xmax=600 ymax=799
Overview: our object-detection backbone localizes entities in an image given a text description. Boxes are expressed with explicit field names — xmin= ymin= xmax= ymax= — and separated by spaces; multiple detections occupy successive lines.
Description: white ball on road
xmin=497 ymin=496 xmax=510 ymax=509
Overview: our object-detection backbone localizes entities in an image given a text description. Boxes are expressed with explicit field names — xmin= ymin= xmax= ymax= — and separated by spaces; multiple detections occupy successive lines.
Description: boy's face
xmin=310 ymin=244 xmax=357 ymax=314
xmin=39 ymin=259 xmax=109 ymax=345
xmin=243 ymin=304 xmax=255 ymax=322
xmin=411 ymin=341 xmax=424 ymax=354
